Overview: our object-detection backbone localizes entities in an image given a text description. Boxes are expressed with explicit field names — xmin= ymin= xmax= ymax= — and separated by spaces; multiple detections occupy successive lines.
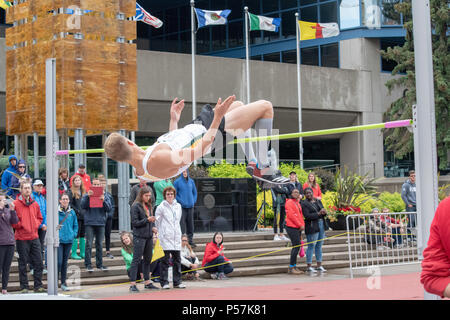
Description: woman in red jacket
xmin=420 ymin=196 xmax=450 ymax=298
xmin=285 ymin=188 xmax=305 ymax=275
xmin=303 ymin=172 xmax=322 ymax=200
xmin=202 ymin=232 xmax=233 ymax=280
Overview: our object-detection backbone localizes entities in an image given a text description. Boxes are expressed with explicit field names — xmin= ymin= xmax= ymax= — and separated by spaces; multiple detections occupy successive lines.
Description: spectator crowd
xmin=0 ymin=158 xmax=239 ymax=294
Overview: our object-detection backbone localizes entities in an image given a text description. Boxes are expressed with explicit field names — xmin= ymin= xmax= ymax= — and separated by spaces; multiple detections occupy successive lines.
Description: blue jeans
xmin=84 ymin=225 xmax=105 ymax=269
xmin=306 ymin=219 xmax=325 ymax=265
xmin=204 ymin=255 xmax=234 ymax=275
xmin=58 ymin=243 xmax=72 ymax=285
xmin=406 ymin=207 xmax=416 ymax=240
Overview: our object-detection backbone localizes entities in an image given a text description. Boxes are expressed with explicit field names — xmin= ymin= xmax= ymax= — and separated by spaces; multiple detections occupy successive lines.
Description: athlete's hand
xmin=170 ymin=98 xmax=185 ymax=123
xmin=213 ymin=95 xmax=235 ymax=121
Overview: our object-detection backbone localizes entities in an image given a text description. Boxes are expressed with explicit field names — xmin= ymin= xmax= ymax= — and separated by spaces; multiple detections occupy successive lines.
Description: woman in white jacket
xmin=155 ymin=186 xmax=186 ymax=289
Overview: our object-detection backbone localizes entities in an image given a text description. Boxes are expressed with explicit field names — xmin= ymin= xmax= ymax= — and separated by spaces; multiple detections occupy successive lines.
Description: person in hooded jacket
xmin=1 ymin=155 xmax=18 ymax=194
xmin=11 ymin=181 xmax=45 ymax=293
xmin=155 ymin=186 xmax=186 ymax=289
xmin=8 ymin=159 xmax=31 ymax=199
xmin=0 ymin=193 xmax=19 ymax=294
xmin=173 ymin=170 xmax=197 ymax=247
xmin=56 ymin=193 xmax=78 ymax=291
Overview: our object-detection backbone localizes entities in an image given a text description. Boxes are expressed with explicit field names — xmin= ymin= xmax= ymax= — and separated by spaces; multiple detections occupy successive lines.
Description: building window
xmin=321 ymin=43 xmax=339 ymax=68
xmin=281 ymin=0 xmax=299 ymax=10
xmin=320 ymin=1 xmax=338 ymax=23
xmin=300 ymin=4 xmax=318 ymax=22
xmin=263 ymin=52 xmax=281 ymax=62
xmin=281 ymin=10 xmax=298 ymax=39
xmin=380 ymin=38 xmax=404 ymax=72
xmin=228 ymin=21 xmax=244 ymax=48
xmin=340 ymin=0 xmax=361 ymax=29
xmin=301 ymin=46 xmax=319 ymax=66
xmin=212 ymin=25 xmax=227 ymax=51
xmin=244 ymin=0 xmax=261 ymax=13
xmin=300 ymin=0 xmax=317 ymax=6
xmin=380 ymin=0 xmax=402 ymax=26
xmin=282 ymin=50 xmax=297 ymax=64
xmin=262 ymin=0 xmax=279 ymax=14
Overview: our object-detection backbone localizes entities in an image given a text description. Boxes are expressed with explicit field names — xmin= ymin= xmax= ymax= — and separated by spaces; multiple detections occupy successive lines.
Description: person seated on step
xmin=120 ymin=231 xmax=144 ymax=289
xmin=104 ymin=96 xmax=289 ymax=189
xmin=365 ymin=208 xmax=391 ymax=250
xmin=180 ymin=234 xmax=203 ymax=281
xmin=202 ymin=232 xmax=233 ymax=280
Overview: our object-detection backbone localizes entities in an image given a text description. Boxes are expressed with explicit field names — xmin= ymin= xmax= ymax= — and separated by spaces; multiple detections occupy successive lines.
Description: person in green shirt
xmin=120 ymin=232 xmax=143 ymax=282
xmin=153 ymin=179 xmax=174 ymax=207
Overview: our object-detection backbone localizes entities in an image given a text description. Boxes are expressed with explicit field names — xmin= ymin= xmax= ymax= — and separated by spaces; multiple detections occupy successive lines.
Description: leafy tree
xmin=380 ymin=0 xmax=449 ymax=170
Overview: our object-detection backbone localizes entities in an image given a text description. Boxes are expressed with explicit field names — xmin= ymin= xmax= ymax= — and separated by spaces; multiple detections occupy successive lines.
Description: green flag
xmin=248 ymin=12 xmax=281 ymax=32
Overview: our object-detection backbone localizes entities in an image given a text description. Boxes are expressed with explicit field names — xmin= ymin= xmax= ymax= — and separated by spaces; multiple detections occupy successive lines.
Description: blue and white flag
xmin=135 ymin=2 xmax=163 ymax=28
xmin=194 ymin=8 xmax=231 ymax=29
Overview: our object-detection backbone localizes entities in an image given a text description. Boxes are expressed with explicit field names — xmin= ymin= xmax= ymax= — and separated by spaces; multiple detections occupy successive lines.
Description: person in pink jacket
xmin=420 ymin=196 xmax=450 ymax=298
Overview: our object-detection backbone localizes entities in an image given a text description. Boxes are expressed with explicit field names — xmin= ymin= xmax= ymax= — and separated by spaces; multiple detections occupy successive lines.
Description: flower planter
xmin=326 ymin=215 xmax=364 ymax=231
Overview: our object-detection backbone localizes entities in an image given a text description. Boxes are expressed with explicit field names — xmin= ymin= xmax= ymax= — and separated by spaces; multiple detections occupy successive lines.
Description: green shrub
xmin=376 ymin=192 xmax=406 ymax=212
xmin=206 ymin=160 xmax=249 ymax=178
xmin=312 ymin=167 xmax=336 ymax=192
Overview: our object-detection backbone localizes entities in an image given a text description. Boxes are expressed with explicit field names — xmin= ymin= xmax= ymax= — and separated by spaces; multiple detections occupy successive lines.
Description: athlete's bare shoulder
xmin=146 ymin=144 xmax=181 ymax=179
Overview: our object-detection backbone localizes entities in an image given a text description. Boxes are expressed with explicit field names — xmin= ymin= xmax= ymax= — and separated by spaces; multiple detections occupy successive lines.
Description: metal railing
xmin=346 ymin=212 xmax=419 ymax=278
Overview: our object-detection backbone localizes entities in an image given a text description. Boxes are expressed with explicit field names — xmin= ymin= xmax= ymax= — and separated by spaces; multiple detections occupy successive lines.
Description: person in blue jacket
xmin=30 ymin=179 xmax=47 ymax=274
xmin=8 ymin=159 xmax=31 ymax=199
xmin=57 ymin=193 xmax=78 ymax=291
xmin=173 ymin=170 xmax=198 ymax=248
xmin=81 ymin=177 xmax=112 ymax=272
xmin=1 ymin=155 xmax=18 ymax=194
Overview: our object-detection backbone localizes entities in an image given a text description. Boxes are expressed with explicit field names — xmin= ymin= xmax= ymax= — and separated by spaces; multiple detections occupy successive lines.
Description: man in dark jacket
xmin=1 ymin=155 xmax=18 ymax=193
xmin=81 ymin=178 xmax=112 ymax=272
xmin=11 ymin=181 xmax=45 ymax=293
xmin=129 ymin=177 xmax=155 ymax=207
xmin=285 ymin=171 xmax=304 ymax=199
xmin=173 ymin=170 xmax=198 ymax=247
xmin=99 ymin=175 xmax=116 ymax=259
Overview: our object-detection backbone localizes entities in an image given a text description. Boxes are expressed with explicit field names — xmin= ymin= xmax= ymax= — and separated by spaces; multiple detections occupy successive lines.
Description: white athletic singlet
xmin=135 ymin=124 xmax=208 ymax=182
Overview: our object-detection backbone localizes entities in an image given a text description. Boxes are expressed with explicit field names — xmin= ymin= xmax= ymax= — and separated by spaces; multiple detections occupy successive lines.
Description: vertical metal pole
xmin=102 ymin=132 xmax=108 ymax=178
xmin=14 ymin=135 xmax=19 ymax=156
xmin=117 ymin=130 xmax=131 ymax=232
xmin=411 ymin=0 xmax=440 ymax=300
xmin=191 ymin=0 xmax=197 ymax=120
xmin=295 ymin=13 xmax=304 ymax=169
xmin=33 ymin=132 xmax=39 ymax=178
xmin=191 ymin=0 xmax=198 ymax=166
xmin=244 ymin=7 xmax=250 ymax=104
xmin=130 ymin=131 xmax=135 ymax=179
xmin=74 ymin=129 xmax=83 ymax=175
xmin=45 ymin=58 xmax=59 ymax=295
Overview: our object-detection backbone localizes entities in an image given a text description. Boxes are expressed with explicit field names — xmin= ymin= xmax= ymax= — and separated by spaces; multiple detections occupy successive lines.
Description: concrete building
xmin=0 ymin=1 xmax=410 ymax=178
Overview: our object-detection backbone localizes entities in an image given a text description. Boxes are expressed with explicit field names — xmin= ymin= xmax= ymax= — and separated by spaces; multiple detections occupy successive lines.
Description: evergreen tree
xmin=380 ymin=0 xmax=449 ymax=170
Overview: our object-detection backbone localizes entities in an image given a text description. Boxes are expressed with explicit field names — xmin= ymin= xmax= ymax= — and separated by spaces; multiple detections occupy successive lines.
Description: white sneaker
xmin=273 ymin=235 xmax=281 ymax=241
xmin=174 ymin=283 xmax=186 ymax=289
xmin=162 ymin=284 xmax=170 ymax=290
xmin=280 ymin=235 xmax=289 ymax=241
xmin=316 ymin=266 xmax=327 ymax=273
xmin=306 ymin=267 xmax=317 ymax=273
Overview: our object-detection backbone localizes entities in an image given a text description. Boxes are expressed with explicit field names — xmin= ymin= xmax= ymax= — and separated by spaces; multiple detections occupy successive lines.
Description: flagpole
xmin=191 ymin=0 xmax=197 ymax=121
xmin=295 ymin=12 xmax=303 ymax=169
xmin=244 ymin=6 xmax=250 ymax=104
